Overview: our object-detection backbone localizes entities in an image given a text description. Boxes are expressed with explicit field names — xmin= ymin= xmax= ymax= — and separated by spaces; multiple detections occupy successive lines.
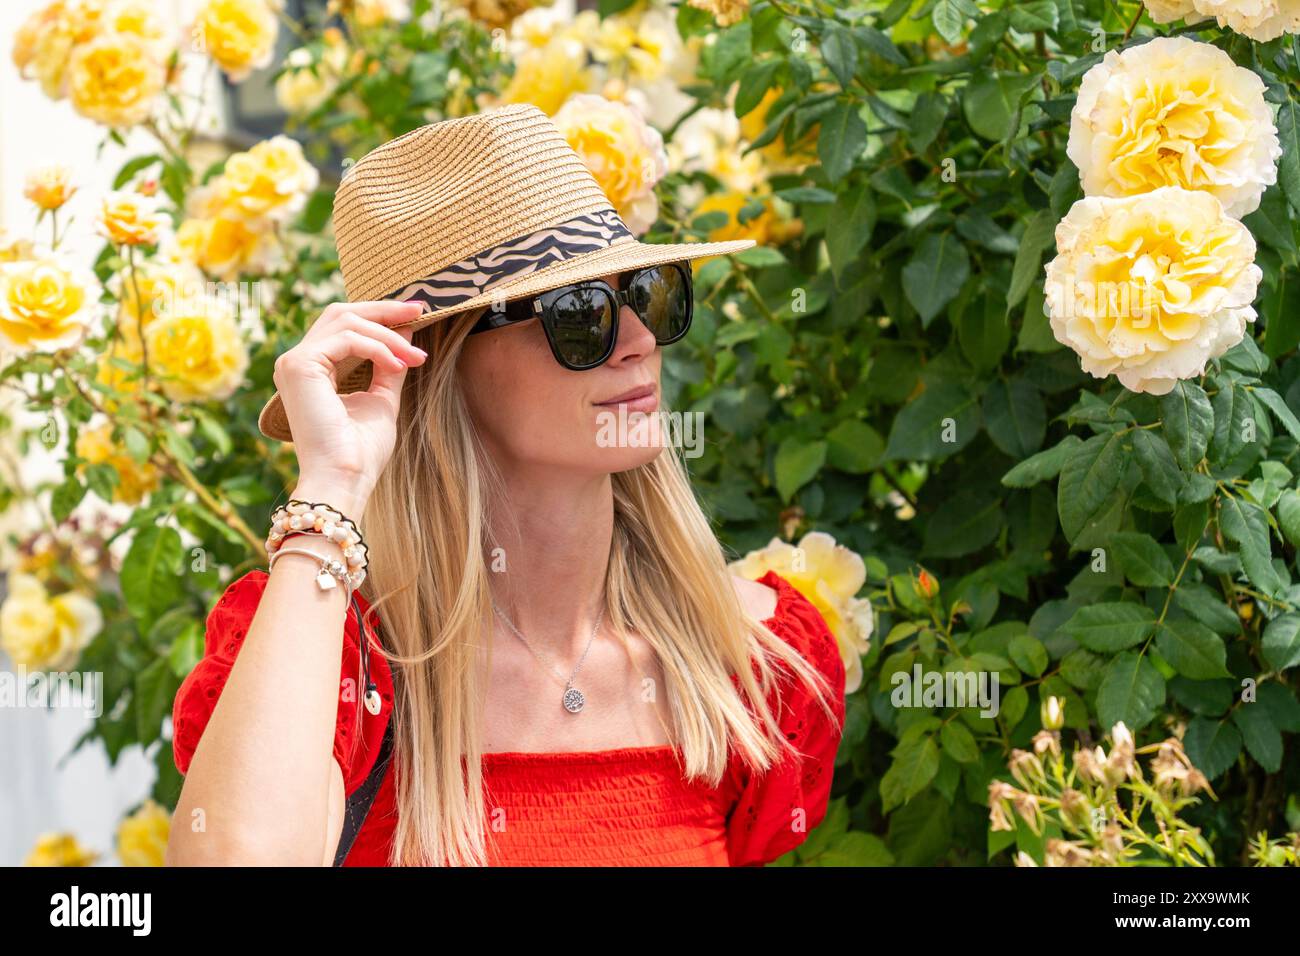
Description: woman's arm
xmin=166 ymin=516 xmax=358 ymax=865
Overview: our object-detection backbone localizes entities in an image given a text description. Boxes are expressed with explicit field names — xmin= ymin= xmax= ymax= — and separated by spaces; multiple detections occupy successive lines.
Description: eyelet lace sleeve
xmin=725 ymin=570 xmax=848 ymax=867
xmin=171 ymin=569 xmax=395 ymax=796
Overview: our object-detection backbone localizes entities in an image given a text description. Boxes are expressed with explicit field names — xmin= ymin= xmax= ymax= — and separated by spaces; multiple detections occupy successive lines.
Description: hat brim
xmin=257 ymin=236 xmax=756 ymax=442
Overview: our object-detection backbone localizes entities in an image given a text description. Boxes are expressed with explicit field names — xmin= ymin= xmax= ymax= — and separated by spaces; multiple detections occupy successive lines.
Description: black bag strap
xmin=333 ymin=714 xmax=394 ymax=866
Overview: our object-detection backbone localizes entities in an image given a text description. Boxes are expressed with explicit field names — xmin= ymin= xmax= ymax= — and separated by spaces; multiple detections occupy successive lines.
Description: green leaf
xmin=1006 ymin=209 xmax=1056 ymax=312
xmin=1097 ymin=651 xmax=1166 ymax=732
xmin=1001 ymin=434 xmax=1081 ymax=487
xmin=1262 ymin=613 xmax=1300 ymax=671
xmin=922 ymin=489 xmax=1002 ymax=557
xmin=880 ymin=734 xmax=940 ymax=812
xmin=1209 ymin=380 xmax=1255 ymax=464
xmin=826 ymin=188 xmax=875 ymax=279
xmin=907 ymin=92 xmax=947 ymax=153
xmin=1008 ymin=0 xmax=1058 ymax=31
xmin=1160 ymin=382 xmax=1213 ymax=471
xmin=818 ymin=101 xmax=867 ymax=184
xmin=1278 ymin=489 xmax=1300 ymax=547
xmin=774 ymin=437 xmax=827 ymax=502
xmin=940 ymin=721 xmax=979 ymax=763
xmin=1132 ymin=428 xmax=1182 ymax=506
xmin=1057 ymin=432 xmax=1127 ymax=544
xmin=1008 ymin=633 xmax=1048 ymax=678
xmin=1155 ymin=619 xmax=1230 ymax=679
xmin=825 ymin=419 xmax=884 ymax=473
xmin=1062 ymin=603 xmax=1156 ymax=653
xmin=1183 ymin=716 xmax=1242 ymax=779
xmin=1232 ymin=705 xmax=1282 ymax=773
xmin=884 ymin=382 xmax=981 ymax=461
xmin=821 ymin=24 xmax=859 ymax=89
xmin=902 ymin=233 xmax=970 ymax=326
xmin=983 ymin=379 xmax=1045 ymax=458
xmin=931 ymin=0 xmax=965 ymax=44
xmin=1171 ymin=586 xmax=1240 ymax=637
xmin=120 ymin=524 xmax=183 ymax=629
xmin=51 ymin=477 xmax=86 ymax=523
xmin=963 ymin=73 xmax=1038 ymax=142
xmin=1109 ymin=532 xmax=1175 ymax=587
xmin=1276 ymin=99 xmax=1300 ymax=217
xmin=134 ymin=657 xmax=175 ymax=747
xmin=1251 ymin=387 xmax=1300 ymax=442
xmin=1219 ymin=496 xmax=1284 ymax=597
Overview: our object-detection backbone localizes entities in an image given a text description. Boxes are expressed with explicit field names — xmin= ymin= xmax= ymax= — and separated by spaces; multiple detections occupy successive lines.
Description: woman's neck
xmin=485 ymin=464 xmax=614 ymax=658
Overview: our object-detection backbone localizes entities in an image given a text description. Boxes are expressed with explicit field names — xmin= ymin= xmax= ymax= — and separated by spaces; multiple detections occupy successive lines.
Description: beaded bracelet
xmin=265 ymin=500 xmax=378 ymax=715
xmin=266 ymin=499 xmax=368 ymax=587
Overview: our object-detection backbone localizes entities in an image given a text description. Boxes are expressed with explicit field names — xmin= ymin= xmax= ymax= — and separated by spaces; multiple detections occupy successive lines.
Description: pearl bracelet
xmin=266 ymin=499 xmax=368 ymax=587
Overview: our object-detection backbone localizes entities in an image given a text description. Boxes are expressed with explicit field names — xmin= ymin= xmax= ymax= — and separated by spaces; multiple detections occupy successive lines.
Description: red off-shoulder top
xmin=171 ymin=568 xmax=847 ymax=866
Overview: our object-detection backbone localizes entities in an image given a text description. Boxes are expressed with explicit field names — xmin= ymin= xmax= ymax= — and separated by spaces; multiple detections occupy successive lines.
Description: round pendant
xmin=562 ymin=687 xmax=585 ymax=713
xmin=364 ymin=688 xmax=382 ymax=716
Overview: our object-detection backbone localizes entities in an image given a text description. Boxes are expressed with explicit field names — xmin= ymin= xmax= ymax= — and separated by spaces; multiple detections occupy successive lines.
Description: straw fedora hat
xmin=257 ymin=102 xmax=756 ymax=442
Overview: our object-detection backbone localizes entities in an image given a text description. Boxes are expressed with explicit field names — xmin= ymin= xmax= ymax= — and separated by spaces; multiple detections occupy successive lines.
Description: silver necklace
xmin=491 ymin=597 xmax=604 ymax=714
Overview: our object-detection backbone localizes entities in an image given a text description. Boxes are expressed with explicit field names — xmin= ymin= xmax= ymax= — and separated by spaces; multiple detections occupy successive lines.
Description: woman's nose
xmin=606 ymin=303 xmax=656 ymax=365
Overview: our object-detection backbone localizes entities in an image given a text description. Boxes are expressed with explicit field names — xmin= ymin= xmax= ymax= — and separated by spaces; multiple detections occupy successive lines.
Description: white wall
xmin=0 ymin=0 xmax=224 ymax=865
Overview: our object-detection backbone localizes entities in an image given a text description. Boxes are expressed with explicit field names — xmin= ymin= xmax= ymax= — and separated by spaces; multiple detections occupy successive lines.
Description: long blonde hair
xmin=362 ymin=309 xmax=841 ymax=866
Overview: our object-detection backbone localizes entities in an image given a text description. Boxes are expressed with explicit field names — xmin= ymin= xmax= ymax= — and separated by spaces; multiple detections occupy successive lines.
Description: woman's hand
xmin=272 ymin=300 xmax=428 ymax=515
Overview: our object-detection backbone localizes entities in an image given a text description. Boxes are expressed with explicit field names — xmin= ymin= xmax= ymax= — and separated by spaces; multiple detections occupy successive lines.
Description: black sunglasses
xmin=468 ymin=262 xmax=693 ymax=370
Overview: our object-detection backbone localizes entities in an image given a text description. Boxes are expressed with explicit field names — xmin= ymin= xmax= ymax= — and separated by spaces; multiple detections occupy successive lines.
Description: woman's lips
xmin=595 ymin=385 xmax=658 ymax=413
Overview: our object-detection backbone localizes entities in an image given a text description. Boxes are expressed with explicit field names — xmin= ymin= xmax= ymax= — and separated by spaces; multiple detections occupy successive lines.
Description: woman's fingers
xmin=328 ymin=312 xmax=427 ymax=366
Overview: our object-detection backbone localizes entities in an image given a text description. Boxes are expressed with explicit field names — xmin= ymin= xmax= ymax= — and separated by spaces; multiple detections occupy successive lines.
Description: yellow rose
xmin=0 ymin=258 xmax=96 ymax=353
xmin=1069 ymin=37 xmax=1280 ymax=219
xmin=203 ymin=135 xmax=320 ymax=223
xmin=24 ymin=832 xmax=100 ymax=867
xmin=105 ymin=0 xmax=173 ymax=59
xmin=97 ymin=190 xmax=169 ymax=246
xmin=687 ymin=0 xmax=750 ymax=27
xmin=498 ymin=37 xmax=594 ymax=116
xmin=94 ymin=338 xmax=144 ymax=411
xmin=692 ymin=191 xmax=801 ymax=246
xmin=76 ymin=422 xmax=160 ymax=505
xmin=0 ymin=229 xmax=36 ymax=264
xmin=1188 ymin=0 xmax=1300 ymax=41
xmin=12 ymin=2 xmax=81 ymax=99
xmin=143 ymin=296 xmax=249 ymax=401
xmin=113 ymin=258 xmax=205 ymax=333
xmin=116 ymin=799 xmax=171 ymax=867
xmin=24 ymin=164 xmax=76 ymax=211
xmin=552 ymin=93 xmax=667 ymax=235
xmin=1044 ymin=187 xmax=1262 ymax=395
xmin=729 ymin=531 xmax=874 ymax=693
xmin=738 ymin=87 xmax=818 ymax=173
xmin=176 ymin=215 xmax=281 ymax=279
xmin=274 ymin=40 xmax=348 ymax=114
xmin=1142 ymin=0 xmax=1207 ymax=23
xmin=195 ymin=0 xmax=278 ymax=82
xmin=66 ymin=31 xmax=165 ymax=127
xmin=354 ymin=0 xmax=411 ymax=26
xmin=0 ymin=573 xmax=103 ymax=671
xmin=669 ymin=107 xmax=766 ymax=193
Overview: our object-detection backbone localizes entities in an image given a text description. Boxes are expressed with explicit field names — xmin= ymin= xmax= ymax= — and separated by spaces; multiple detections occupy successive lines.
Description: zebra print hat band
xmin=388 ymin=208 xmax=633 ymax=312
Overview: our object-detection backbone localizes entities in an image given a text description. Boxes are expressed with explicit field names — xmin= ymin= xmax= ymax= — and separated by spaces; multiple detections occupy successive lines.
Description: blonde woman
xmin=167 ymin=105 xmax=846 ymax=867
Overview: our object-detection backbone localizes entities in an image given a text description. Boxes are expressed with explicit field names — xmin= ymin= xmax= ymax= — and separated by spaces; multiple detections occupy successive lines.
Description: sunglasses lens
xmin=627 ymin=265 xmax=690 ymax=343
xmin=547 ymin=287 xmax=614 ymax=367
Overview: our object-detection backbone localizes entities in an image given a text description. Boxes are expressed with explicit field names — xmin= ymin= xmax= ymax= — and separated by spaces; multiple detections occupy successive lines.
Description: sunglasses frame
xmin=467 ymin=262 xmax=694 ymax=371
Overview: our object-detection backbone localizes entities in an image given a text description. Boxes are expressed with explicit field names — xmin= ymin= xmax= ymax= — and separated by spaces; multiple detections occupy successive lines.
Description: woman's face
xmin=458 ymin=271 xmax=668 ymax=475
